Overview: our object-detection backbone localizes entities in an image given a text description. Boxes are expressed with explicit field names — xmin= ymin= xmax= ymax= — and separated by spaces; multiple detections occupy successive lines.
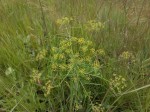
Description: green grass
xmin=0 ymin=0 xmax=150 ymax=112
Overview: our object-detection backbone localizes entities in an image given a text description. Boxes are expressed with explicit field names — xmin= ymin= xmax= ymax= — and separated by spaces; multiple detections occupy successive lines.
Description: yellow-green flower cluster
xmin=56 ymin=17 xmax=73 ymax=26
xmin=109 ymin=74 xmax=127 ymax=94
xmin=43 ymin=80 xmax=53 ymax=96
xmin=77 ymin=38 xmax=85 ymax=44
xmin=93 ymin=60 xmax=101 ymax=70
xmin=50 ymin=37 xmax=101 ymax=76
xmin=119 ymin=51 xmax=135 ymax=62
xmin=36 ymin=49 xmax=47 ymax=61
xmin=85 ymin=20 xmax=104 ymax=32
xmin=75 ymin=103 xmax=83 ymax=111
xmin=92 ymin=103 xmax=105 ymax=112
xmin=96 ymin=49 xmax=105 ymax=57
xmin=30 ymin=69 xmax=41 ymax=83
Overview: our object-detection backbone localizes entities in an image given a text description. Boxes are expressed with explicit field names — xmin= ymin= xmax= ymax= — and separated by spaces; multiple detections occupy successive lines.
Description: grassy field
xmin=0 ymin=0 xmax=150 ymax=112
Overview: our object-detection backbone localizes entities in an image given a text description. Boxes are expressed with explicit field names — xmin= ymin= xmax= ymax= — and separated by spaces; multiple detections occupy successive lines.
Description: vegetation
xmin=0 ymin=0 xmax=150 ymax=111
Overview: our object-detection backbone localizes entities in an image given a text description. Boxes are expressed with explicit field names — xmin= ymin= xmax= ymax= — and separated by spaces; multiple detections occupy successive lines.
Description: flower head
xmin=30 ymin=69 xmax=42 ymax=84
xmin=78 ymin=38 xmax=85 ymax=44
xmin=36 ymin=49 xmax=47 ymax=61
xmin=92 ymin=103 xmax=105 ymax=112
xmin=110 ymin=74 xmax=127 ymax=94
xmin=56 ymin=17 xmax=73 ymax=26
xmin=96 ymin=49 xmax=105 ymax=56
xmin=44 ymin=80 xmax=53 ymax=96
xmin=85 ymin=20 xmax=104 ymax=32
xmin=119 ymin=51 xmax=134 ymax=60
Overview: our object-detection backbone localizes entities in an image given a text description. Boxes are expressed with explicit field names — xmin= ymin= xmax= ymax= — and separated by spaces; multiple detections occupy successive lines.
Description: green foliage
xmin=0 ymin=0 xmax=150 ymax=111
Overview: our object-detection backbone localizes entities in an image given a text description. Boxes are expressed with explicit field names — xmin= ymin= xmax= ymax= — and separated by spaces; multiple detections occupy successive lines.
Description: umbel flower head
xmin=30 ymin=69 xmax=42 ymax=84
xmin=119 ymin=51 xmax=135 ymax=62
xmin=109 ymin=74 xmax=127 ymax=94
xmin=92 ymin=103 xmax=105 ymax=112
xmin=85 ymin=20 xmax=104 ymax=32
xmin=44 ymin=80 xmax=53 ymax=96
xmin=96 ymin=49 xmax=105 ymax=56
xmin=50 ymin=36 xmax=101 ymax=75
xmin=56 ymin=17 xmax=73 ymax=26
xmin=36 ymin=49 xmax=47 ymax=61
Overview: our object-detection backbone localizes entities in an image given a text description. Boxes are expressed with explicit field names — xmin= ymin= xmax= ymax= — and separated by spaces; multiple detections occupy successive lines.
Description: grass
xmin=0 ymin=0 xmax=150 ymax=112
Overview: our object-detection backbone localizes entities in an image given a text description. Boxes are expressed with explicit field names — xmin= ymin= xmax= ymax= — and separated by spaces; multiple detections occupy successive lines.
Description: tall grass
xmin=0 ymin=0 xmax=150 ymax=112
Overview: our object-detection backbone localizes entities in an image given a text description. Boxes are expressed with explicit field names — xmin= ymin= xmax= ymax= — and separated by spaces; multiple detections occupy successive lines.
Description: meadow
xmin=0 ymin=0 xmax=150 ymax=112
